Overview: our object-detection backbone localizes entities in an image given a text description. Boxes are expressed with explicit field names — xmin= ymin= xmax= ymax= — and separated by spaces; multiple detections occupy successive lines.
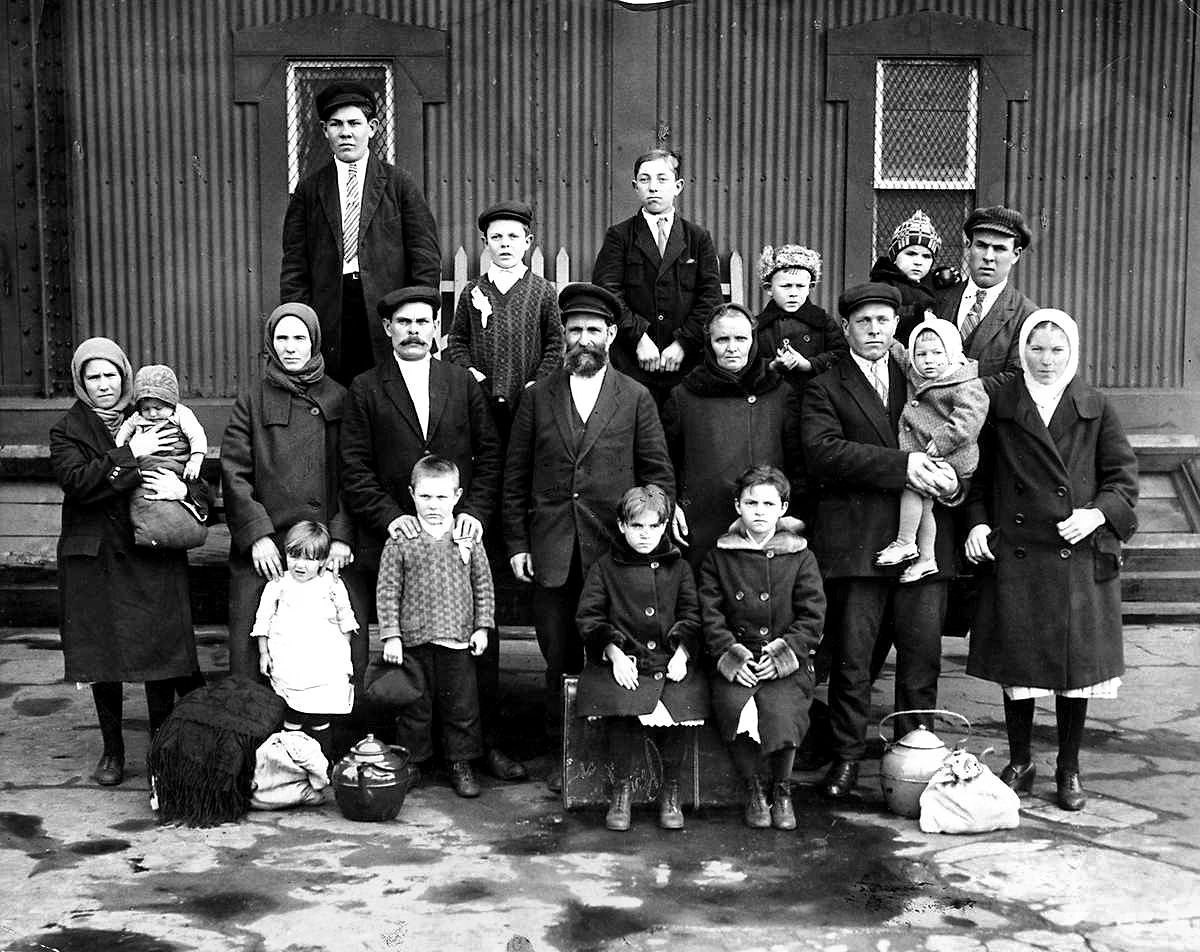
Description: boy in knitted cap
xmin=755 ymin=244 xmax=847 ymax=391
xmin=869 ymin=210 xmax=943 ymax=346
xmin=875 ymin=318 xmax=988 ymax=582
xmin=116 ymin=364 xmax=208 ymax=479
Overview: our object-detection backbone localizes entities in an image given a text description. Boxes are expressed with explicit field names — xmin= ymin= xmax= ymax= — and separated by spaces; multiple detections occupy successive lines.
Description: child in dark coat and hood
xmin=869 ymin=209 xmax=945 ymax=345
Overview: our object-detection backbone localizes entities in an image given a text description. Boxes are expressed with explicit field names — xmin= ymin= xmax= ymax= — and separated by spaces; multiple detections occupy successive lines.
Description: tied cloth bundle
xmin=148 ymin=679 xmax=285 ymax=827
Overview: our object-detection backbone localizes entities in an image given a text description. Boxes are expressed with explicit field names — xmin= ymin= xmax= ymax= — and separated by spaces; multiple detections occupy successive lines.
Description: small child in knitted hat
xmin=115 ymin=364 xmax=208 ymax=480
xmin=755 ymin=244 xmax=848 ymax=391
xmin=875 ymin=318 xmax=989 ymax=582
xmin=868 ymin=210 xmax=944 ymax=346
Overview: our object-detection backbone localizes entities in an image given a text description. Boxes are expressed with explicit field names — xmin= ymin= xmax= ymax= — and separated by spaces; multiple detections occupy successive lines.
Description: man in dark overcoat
xmin=934 ymin=205 xmax=1037 ymax=396
xmin=281 ymin=81 xmax=441 ymax=386
xmin=801 ymin=283 xmax=964 ymax=799
xmin=503 ymin=283 xmax=676 ymax=790
xmin=340 ymin=286 xmax=525 ymax=782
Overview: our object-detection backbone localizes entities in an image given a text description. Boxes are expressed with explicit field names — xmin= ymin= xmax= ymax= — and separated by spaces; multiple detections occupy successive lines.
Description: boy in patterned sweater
xmin=446 ymin=200 xmax=563 ymax=445
xmin=376 ymin=456 xmax=496 ymax=798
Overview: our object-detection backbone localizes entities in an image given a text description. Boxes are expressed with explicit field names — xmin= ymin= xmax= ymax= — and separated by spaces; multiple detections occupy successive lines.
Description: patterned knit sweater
xmin=376 ymin=531 xmax=495 ymax=646
xmin=446 ymin=271 xmax=563 ymax=403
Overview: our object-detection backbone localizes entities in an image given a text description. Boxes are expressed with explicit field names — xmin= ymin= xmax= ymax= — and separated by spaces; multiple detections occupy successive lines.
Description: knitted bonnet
xmin=888 ymin=210 xmax=942 ymax=259
xmin=907 ymin=316 xmax=965 ymax=367
xmin=759 ymin=244 xmax=822 ymax=288
xmin=133 ymin=364 xmax=180 ymax=407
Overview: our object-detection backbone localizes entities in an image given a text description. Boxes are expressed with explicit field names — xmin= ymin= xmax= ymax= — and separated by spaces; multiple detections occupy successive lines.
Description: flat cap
xmin=478 ymin=200 xmax=534 ymax=233
xmin=963 ymin=205 xmax=1032 ymax=249
xmin=315 ymin=82 xmax=377 ymax=121
xmin=559 ymin=283 xmax=622 ymax=325
xmin=837 ymin=282 xmax=902 ymax=318
xmin=376 ymin=285 xmax=442 ymax=320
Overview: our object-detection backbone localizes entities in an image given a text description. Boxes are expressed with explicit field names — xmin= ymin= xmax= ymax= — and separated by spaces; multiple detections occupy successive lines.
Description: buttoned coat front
xmin=502 ymin=367 xmax=675 ymax=588
xmin=934 ymin=282 xmax=1038 ymax=395
xmin=965 ymin=378 xmax=1138 ymax=689
xmin=592 ymin=212 xmax=724 ymax=391
xmin=801 ymin=357 xmax=961 ymax=580
xmin=341 ymin=356 xmax=500 ymax=568
xmin=280 ymin=157 xmax=441 ymax=376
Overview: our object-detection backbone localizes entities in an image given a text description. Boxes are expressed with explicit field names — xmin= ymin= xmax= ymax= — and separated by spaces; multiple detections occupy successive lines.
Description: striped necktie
xmin=870 ymin=359 xmax=888 ymax=406
xmin=343 ymin=162 xmax=360 ymax=263
xmin=656 ymin=217 xmax=669 ymax=257
xmin=960 ymin=287 xmax=988 ymax=339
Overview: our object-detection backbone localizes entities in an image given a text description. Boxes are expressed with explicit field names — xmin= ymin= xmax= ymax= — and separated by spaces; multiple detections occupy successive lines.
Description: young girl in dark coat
xmin=699 ymin=465 xmax=826 ymax=830
xmin=575 ymin=485 xmax=708 ymax=832
xmin=869 ymin=210 xmax=943 ymax=346
xmin=964 ymin=310 xmax=1138 ymax=811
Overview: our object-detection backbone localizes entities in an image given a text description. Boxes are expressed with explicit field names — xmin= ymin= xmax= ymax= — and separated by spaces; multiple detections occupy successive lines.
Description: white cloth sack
xmin=918 ymin=748 xmax=1020 ymax=834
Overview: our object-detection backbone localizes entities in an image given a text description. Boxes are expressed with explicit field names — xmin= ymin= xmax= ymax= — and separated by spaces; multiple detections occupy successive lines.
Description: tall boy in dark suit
xmin=281 ymin=81 xmax=441 ymax=386
xmin=592 ymin=149 xmax=724 ymax=406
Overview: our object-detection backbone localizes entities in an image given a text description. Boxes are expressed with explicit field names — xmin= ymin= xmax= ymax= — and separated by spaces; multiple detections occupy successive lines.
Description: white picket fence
xmin=437 ymin=245 xmax=747 ymax=311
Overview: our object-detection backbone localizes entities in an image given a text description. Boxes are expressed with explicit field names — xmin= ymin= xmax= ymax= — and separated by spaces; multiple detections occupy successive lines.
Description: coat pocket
xmin=1092 ymin=527 xmax=1123 ymax=583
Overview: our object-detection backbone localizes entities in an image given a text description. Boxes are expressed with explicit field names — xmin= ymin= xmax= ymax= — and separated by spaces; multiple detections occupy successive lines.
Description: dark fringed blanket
xmin=148 ymin=678 xmax=285 ymax=827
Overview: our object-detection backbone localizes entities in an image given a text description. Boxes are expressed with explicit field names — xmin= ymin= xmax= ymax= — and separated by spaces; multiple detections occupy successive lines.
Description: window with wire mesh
xmin=872 ymin=59 xmax=978 ymax=264
xmin=286 ymin=61 xmax=395 ymax=193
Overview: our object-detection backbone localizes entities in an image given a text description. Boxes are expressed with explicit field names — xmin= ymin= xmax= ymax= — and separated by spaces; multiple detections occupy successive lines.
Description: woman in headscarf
xmin=51 ymin=338 xmax=207 ymax=786
xmin=220 ymin=303 xmax=359 ymax=685
xmin=661 ymin=303 xmax=798 ymax=569
xmin=964 ymin=309 xmax=1138 ymax=811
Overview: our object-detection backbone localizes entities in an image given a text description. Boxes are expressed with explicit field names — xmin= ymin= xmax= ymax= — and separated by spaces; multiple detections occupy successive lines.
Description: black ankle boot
xmin=744 ymin=776 xmax=770 ymax=829
xmin=606 ymin=780 xmax=632 ymax=831
xmin=658 ymin=779 xmax=683 ymax=830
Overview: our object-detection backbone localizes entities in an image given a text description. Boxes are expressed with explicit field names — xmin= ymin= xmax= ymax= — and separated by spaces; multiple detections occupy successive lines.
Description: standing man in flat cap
xmin=801 ymin=283 xmax=964 ymax=799
xmin=935 ymin=205 xmax=1037 ymax=396
xmin=341 ymin=286 xmax=523 ymax=787
xmin=282 ymin=81 xmax=441 ymax=386
xmin=503 ymin=283 xmax=675 ymax=791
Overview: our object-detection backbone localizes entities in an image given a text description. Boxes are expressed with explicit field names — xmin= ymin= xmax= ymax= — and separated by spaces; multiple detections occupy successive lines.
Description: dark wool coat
xmin=661 ymin=358 xmax=795 ymax=568
xmin=220 ymin=374 xmax=352 ymax=650
xmin=934 ymin=281 xmax=1038 ymax=396
xmin=51 ymin=401 xmax=203 ymax=683
xmin=574 ymin=538 xmax=708 ymax=720
xmin=699 ymin=529 xmax=825 ymax=752
xmin=754 ymin=299 xmax=849 ymax=391
xmin=280 ymin=156 xmax=441 ymax=378
xmin=801 ymin=356 xmax=962 ymax=580
xmin=503 ymin=366 xmax=675 ymax=588
xmin=893 ymin=347 xmax=989 ymax=477
xmin=341 ymin=356 xmax=501 ymax=568
xmin=592 ymin=212 xmax=724 ymax=391
xmin=965 ymin=378 xmax=1138 ymax=690
xmin=869 ymin=256 xmax=939 ymax=346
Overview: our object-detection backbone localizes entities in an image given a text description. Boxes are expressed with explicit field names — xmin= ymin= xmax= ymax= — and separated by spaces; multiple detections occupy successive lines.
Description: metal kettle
xmin=331 ymin=734 xmax=411 ymax=822
xmin=878 ymin=710 xmax=971 ymax=818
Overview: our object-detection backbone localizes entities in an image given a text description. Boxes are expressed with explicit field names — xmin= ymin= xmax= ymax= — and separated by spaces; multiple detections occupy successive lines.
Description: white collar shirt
xmin=850 ymin=349 xmax=890 ymax=404
xmin=568 ymin=365 xmax=607 ymax=423
xmin=486 ymin=262 xmax=528 ymax=294
xmin=956 ymin=277 xmax=1008 ymax=327
xmin=641 ymin=209 xmax=675 ymax=249
xmin=394 ymin=352 xmax=432 ymax=437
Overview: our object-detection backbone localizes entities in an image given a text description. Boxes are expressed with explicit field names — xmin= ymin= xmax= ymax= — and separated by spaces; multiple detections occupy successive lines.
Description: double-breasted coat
xmin=51 ymin=402 xmax=204 ymax=683
xmin=341 ymin=356 xmax=500 ymax=568
xmin=965 ymin=377 xmax=1138 ymax=689
xmin=698 ymin=529 xmax=826 ymax=753
xmin=574 ymin=539 xmax=708 ymax=720
xmin=591 ymin=212 xmax=724 ymax=393
xmin=754 ymin=299 xmax=849 ymax=392
xmin=502 ymin=366 xmax=675 ymax=588
xmin=280 ymin=156 xmax=441 ymax=377
xmin=935 ymin=281 xmax=1038 ymax=395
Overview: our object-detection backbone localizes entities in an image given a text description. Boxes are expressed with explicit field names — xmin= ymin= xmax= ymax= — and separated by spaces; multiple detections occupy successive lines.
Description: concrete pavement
xmin=1 ymin=624 xmax=1198 ymax=952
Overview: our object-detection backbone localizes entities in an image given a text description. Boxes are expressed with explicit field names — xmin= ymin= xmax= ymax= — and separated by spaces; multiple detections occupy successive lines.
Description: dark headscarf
xmin=70 ymin=337 xmax=133 ymax=437
xmin=681 ymin=304 xmax=780 ymax=398
xmin=264 ymin=302 xmax=325 ymax=394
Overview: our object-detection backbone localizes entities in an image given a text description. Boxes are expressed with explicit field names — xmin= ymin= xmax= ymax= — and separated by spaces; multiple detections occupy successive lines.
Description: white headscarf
xmin=907 ymin=316 xmax=966 ymax=370
xmin=1018 ymin=309 xmax=1079 ymax=426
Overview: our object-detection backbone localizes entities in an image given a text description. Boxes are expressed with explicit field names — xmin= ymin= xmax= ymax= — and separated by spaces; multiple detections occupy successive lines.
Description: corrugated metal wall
xmin=64 ymin=0 xmax=1193 ymax=394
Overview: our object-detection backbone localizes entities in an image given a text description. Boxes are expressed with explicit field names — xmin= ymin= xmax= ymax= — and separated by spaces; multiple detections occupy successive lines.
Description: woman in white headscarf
xmin=964 ymin=310 xmax=1138 ymax=811
xmin=50 ymin=338 xmax=207 ymax=787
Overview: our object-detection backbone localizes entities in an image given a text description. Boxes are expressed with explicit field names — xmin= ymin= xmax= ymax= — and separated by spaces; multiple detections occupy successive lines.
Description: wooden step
xmin=1123 ymin=533 xmax=1200 ymax=571
xmin=1128 ymin=433 xmax=1200 ymax=473
xmin=1121 ymin=569 xmax=1200 ymax=602
xmin=1121 ymin=601 xmax=1200 ymax=624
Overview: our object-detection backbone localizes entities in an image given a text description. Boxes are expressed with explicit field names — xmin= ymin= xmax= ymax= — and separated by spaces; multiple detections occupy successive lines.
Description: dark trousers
xmin=229 ymin=553 xmax=369 ymax=692
xmin=330 ymin=273 xmax=374 ymax=387
xmin=394 ymin=643 xmax=484 ymax=763
xmin=531 ymin=547 xmax=586 ymax=737
xmin=824 ymin=577 xmax=947 ymax=761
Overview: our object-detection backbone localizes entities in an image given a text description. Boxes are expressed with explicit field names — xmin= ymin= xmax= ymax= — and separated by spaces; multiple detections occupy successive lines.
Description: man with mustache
xmin=342 ymin=286 xmax=527 ymax=785
xmin=503 ymin=283 xmax=675 ymax=792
